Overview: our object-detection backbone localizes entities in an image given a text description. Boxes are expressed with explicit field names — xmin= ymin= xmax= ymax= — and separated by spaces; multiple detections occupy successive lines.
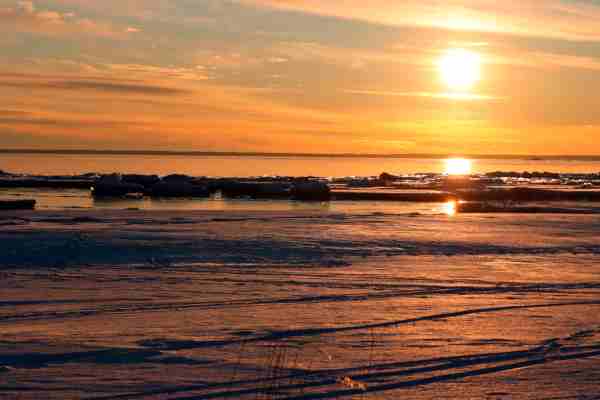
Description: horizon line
xmin=1 ymin=148 xmax=600 ymax=160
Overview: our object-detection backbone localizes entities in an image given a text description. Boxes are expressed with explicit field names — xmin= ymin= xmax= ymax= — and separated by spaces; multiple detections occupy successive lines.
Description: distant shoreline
xmin=2 ymin=149 xmax=600 ymax=161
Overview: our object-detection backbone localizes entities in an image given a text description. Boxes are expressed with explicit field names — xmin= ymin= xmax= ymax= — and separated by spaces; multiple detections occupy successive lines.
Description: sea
xmin=2 ymin=153 xmax=600 ymax=177
xmin=2 ymin=152 xmax=600 ymax=211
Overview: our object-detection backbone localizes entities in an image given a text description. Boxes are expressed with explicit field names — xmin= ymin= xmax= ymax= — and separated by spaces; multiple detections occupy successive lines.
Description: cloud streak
xmin=244 ymin=0 xmax=600 ymax=41
xmin=0 ymin=77 xmax=191 ymax=96
xmin=343 ymin=89 xmax=501 ymax=102
xmin=0 ymin=115 xmax=146 ymax=128
xmin=0 ymin=1 xmax=136 ymax=38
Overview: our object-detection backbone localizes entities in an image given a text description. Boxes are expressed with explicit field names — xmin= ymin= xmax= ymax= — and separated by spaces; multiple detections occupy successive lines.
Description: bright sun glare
xmin=443 ymin=200 xmax=457 ymax=216
xmin=445 ymin=158 xmax=472 ymax=175
xmin=438 ymin=49 xmax=482 ymax=91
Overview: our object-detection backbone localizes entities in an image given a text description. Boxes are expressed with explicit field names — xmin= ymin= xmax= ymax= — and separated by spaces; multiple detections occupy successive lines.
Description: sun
xmin=438 ymin=48 xmax=481 ymax=91
xmin=445 ymin=158 xmax=472 ymax=175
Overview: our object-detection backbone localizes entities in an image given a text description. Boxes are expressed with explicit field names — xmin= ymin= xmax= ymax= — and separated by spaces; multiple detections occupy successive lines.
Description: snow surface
xmin=1 ymin=209 xmax=599 ymax=399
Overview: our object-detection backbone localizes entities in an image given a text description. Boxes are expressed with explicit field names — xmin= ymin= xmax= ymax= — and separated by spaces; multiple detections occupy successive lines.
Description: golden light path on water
xmin=442 ymin=157 xmax=473 ymax=216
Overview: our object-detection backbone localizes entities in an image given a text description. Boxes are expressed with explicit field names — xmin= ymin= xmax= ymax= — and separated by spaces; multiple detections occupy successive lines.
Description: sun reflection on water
xmin=443 ymin=200 xmax=457 ymax=216
xmin=445 ymin=158 xmax=473 ymax=175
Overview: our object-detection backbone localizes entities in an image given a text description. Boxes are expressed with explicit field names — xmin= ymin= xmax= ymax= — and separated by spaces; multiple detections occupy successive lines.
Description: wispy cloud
xmin=343 ymin=89 xmax=501 ymax=101
xmin=0 ymin=1 xmax=137 ymax=38
xmin=0 ymin=74 xmax=191 ymax=96
xmin=0 ymin=115 xmax=144 ymax=128
xmin=0 ymin=109 xmax=33 ymax=117
xmin=105 ymin=64 xmax=210 ymax=81
xmin=244 ymin=0 xmax=600 ymax=41
xmin=492 ymin=50 xmax=600 ymax=72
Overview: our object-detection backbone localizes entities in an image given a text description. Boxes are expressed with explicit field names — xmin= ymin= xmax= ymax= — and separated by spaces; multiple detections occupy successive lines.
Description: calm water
xmin=2 ymin=153 xmax=600 ymax=211
xmin=2 ymin=153 xmax=600 ymax=177
xmin=0 ymin=187 xmax=458 ymax=213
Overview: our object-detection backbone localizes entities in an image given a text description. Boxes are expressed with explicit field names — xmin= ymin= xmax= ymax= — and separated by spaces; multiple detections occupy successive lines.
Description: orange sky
xmin=1 ymin=0 xmax=600 ymax=155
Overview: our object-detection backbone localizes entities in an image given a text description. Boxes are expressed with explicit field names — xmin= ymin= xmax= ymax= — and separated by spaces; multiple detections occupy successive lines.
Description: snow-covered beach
xmin=2 ymin=154 xmax=600 ymax=398
xmin=1 ymin=207 xmax=599 ymax=399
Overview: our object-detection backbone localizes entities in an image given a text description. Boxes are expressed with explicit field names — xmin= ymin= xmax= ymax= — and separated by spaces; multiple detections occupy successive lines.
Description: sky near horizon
xmin=1 ymin=0 xmax=600 ymax=155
